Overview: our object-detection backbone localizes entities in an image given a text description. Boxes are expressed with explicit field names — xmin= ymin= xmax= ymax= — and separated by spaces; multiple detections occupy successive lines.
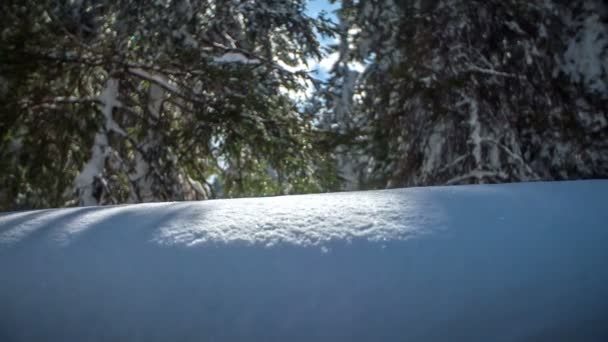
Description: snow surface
xmin=1 ymin=180 xmax=607 ymax=341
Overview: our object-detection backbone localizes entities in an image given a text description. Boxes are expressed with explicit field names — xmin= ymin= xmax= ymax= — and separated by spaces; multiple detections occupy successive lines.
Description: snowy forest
xmin=1 ymin=0 xmax=607 ymax=210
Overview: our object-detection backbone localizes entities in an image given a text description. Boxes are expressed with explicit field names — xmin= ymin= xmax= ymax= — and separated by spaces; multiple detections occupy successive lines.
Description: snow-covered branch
xmin=438 ymin=155 xmax=468 ymax=173
xmin=445 ymin=170 xmax=508 ymax=185
xmin=482 ymin=138 xmax=541 ymax=181
xmin=128 ymin=68 xmax=183 ymax=96
xmin=465 ymin=65 xmax=521 ymax=78
xmin=213 ymin=52 xmax=261 ymax=65
xmin=74 ymin=78 xmax=124 ymax=206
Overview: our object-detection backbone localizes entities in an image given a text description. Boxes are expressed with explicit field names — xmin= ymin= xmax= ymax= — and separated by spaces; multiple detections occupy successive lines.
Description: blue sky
xmin=304 ymin=0 xmax=340 ymax=80
xmin=306 ymin=0 xmax=339 ymax=47
xmin=305 ymin=0 xmax=339 ymax=20
xmin=274 ymin=0 xmax=342 ymax=101
xmin=284 ymin=0 xmax=364 ymax=100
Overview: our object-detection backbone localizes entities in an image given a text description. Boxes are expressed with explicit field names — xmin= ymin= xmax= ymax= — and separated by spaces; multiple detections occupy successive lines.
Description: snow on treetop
xmin=0 ymin=180 xmax=607 ymax=341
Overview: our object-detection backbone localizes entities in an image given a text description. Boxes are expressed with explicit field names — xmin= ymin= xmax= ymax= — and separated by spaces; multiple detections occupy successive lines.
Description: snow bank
xmin=1 ymin=181 xmax=607 ymax=341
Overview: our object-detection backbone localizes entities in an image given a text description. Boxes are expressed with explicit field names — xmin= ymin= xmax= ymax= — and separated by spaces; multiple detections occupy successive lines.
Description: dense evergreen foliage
xmin=1 ymin=0 xmax=606 ymax=210
xmin=323 ymin=0 xmax=607 ymax=189
xmin=1 ymin=0 xmax=338 ymax=209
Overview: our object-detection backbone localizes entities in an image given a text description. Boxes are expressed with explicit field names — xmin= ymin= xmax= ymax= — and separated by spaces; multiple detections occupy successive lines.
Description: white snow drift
xmin=0 ymin=180 xmax=607 ymax=341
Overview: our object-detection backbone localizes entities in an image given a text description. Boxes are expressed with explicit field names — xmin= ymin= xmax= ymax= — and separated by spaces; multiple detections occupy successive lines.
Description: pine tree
xmin=325 ymin=0 xmax=608 ymax=188
xmin=0 ymin=0 xmax=333 ymax=209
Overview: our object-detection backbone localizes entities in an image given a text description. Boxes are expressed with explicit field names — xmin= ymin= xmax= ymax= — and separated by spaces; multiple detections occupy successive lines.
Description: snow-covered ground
xmin=1 ymin=180 xmax=607 ymax=341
